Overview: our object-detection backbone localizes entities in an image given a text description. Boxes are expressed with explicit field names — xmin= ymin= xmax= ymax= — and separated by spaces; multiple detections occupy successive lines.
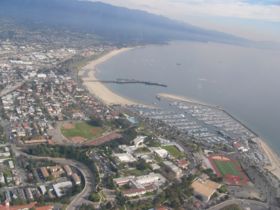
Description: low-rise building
xmin=40 ymin=167 xmax=50 ymax=178
xmin=150 ymin=147 xmax=169 ymax=159
xmin=63 ymin=165 xmax=73 ymax=176
xmin=177 ymin=159 xmax=189 ymax=169
xmin=163 ymin=161 xmax=183 ymax=179
xmin=113 ymin=176 xmax=135 ymax=186
xmin=72 ymin=173 xmax=81 ymax=185
xmin=24 ymin=188 xmax=34 ymax=201
xmin=133 ymin=136 xmax=146 ymax=147
xmin=135 ymin=173 xmax=166 ymax=187
xmin=53 ymin=181 xmax=73 ymax=197
xmin=8 ymin=161 xmax=14 ymax=169
xmin=123 ymin=185 xmax=156 ymax=198
xmin=39 ymin=185 xmax=47 ymax=195
xmin=0 ymin=173 xmax=5 ymax=184
xmin=114 ymin=153 xmax=136 ymax=163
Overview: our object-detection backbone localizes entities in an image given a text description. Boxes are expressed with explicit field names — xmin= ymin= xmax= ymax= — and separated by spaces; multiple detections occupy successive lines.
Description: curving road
xmin=15 ymin=149 xmax=95 ymax=210
xmin=207 ymin=198 xmax=269 ymax=210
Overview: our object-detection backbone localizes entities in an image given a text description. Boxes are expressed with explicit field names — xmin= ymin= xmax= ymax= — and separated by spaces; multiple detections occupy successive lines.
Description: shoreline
xmin=79 ymin=48 xmax=138 ymax=106
xmin=257 ymin=138 xmax=280 ymax=180
xmin=79 ymin=50 xmax=280 ymax=180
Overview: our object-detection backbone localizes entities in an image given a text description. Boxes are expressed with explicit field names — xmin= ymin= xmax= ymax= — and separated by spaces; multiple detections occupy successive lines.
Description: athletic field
xmin=209 ymin=155 xmax=249 ymax=185
xmin=213 ymin=159 xmax=239 ymax=176
xmin=61 ymin=121 xmax=104 ymax=142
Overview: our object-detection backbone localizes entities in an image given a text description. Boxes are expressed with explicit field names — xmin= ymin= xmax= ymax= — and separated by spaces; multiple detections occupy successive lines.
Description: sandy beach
xmin=257 ymin=138 xmax=280 ymax=180
xmin=79 ymin=48 xmax=137 ymax=106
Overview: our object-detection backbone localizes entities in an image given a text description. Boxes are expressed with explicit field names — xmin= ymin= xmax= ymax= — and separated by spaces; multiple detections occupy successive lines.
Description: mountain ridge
xmin=0 ymin=0 xmax=252 ymax=45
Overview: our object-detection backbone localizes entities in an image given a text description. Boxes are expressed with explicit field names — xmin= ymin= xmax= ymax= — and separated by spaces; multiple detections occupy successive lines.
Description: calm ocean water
xmin=97 ymin=41 xmax=280 ymax=154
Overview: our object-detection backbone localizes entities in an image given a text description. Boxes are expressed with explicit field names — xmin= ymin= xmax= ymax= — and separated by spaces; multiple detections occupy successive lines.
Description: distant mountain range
xmin=0 ymin=0 xmax=265 ymax=46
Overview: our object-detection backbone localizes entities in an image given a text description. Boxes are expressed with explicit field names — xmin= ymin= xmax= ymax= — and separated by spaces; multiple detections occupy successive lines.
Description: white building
xmin=53 ymin=181 xmax=73 ymax=197
xmin=135 ymin=173 xmax=166 ymax=187
xmin=0 ymin=173 xmax=5 ymax=184
xmin=8 ymin=161 xmax=14 ymax=169
xmin=133 ymin=136 xmax=146 ymax=147
xmin=39 ymin=185 xmax=47 ymax=195
xmin=114 ymin=153 xmax=136 ymax=163
xmin=0 ymin=152 xmax=11 ymax=158
xmin=150 ymin=147 xmax=169 ymax=158
xmin=37 ymin=73 xmax=47 ymax=79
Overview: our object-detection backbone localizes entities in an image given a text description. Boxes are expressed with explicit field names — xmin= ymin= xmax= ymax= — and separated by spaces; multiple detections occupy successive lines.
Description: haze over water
xmin=97 ymin=42 xmax=280 ymax=154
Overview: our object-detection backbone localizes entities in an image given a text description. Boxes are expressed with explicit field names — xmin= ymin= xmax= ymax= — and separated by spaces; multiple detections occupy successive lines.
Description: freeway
xmin=14 ymin=148 xmax=95 ymax=210
xmin=0 ymin=81 xmax=26 ymax=97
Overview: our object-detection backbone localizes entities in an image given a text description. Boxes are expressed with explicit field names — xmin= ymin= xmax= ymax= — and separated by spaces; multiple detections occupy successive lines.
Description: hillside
xmin=0 ymin=0 xmax=249 ymax=45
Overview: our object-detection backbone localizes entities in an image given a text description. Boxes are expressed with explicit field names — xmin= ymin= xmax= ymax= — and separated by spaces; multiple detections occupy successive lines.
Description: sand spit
xmin=157 ymin=93 xmax=215 ymax=107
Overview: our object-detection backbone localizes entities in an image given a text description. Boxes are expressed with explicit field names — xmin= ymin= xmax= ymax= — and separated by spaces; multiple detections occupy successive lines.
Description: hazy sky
xmin=88 ymin=0 xmax=280 ymax=42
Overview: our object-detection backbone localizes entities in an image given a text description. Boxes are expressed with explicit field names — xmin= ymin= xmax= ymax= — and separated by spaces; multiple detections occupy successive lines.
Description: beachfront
xmin=79 ymin=48 xmax=137 ymax=106
xmin=258 ymin=138 xmax=280 ymax=180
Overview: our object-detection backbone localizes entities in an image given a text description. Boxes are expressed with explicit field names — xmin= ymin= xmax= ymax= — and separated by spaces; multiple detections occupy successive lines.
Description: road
xmin=0 ymin=81 xmax=26 ymax=97
xmin=14 ymin=149 xmax=95 ymax=210
xmin=207 ymin=198 xmax=269 ymax=210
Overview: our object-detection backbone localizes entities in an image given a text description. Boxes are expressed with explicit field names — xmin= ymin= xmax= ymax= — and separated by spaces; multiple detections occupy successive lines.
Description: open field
xmin=61 ymin=121 xmax=104 ymax=141
xmin=162 ymin=145 xmax=185 ymax=159
xmin=209 ymin=155 xmax=249 ymax=186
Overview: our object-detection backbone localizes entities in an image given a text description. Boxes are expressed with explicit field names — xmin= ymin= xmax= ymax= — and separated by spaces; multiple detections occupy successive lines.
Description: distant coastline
xmin=79 ymin=48 xmax=138 ymax=106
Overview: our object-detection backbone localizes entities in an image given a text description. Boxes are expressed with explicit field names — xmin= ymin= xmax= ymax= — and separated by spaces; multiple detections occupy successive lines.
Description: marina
xmin=130 ymin=97 xmax=254 ymax=147
xmin=129 ymin=95 xmax=275 ymax=171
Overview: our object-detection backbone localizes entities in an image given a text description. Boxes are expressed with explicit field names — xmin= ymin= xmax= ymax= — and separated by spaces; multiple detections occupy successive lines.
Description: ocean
xmin=96 ymin=41 xmax=280 ymax=154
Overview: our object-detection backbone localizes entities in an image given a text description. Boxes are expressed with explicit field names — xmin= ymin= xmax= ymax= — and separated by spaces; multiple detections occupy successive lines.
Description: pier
xmin=84 ymin=78 xmax=167 ymax=88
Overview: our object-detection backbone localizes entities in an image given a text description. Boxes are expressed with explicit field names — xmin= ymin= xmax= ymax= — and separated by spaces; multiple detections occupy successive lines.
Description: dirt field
xmin=70 ymin=136 xmax=87 ymax=144
xmin=85 ymin=132 xmax=122 ymax=146
xmin=62 ymin=122 xmax=75 ymax=130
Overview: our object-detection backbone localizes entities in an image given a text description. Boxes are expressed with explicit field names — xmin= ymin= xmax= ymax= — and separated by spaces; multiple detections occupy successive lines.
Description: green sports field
xmin=213 ymin=160 xmax=240 ymax=176
xmin=61 ymin=122 xmax=104 ymax=140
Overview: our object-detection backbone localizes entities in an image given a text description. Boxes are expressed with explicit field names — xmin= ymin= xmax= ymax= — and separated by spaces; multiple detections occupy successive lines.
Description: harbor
xmin=129 ymin=94 xmax=280 ymax=180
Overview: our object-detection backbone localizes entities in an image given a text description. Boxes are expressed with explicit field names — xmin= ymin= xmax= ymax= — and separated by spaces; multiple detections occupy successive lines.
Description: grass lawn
xmin=162 ymin=145 xmax=185 ymax=159
xmin=213 ymin=160 xmax=240 ymax=177
xmin=61 ymin=122 xmax=104 ymax=140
